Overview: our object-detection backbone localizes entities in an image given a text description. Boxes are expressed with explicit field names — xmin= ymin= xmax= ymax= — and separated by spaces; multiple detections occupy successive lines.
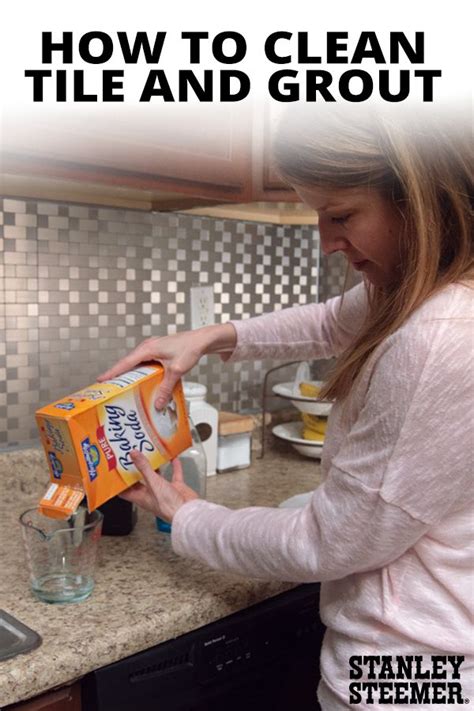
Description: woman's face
xmin=295 ymin=185 xmax=405 ymax=288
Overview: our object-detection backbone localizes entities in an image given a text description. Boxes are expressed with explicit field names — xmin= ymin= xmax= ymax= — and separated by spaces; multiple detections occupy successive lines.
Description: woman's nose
xmin=319 ymin=227 xmax=350 ymax=257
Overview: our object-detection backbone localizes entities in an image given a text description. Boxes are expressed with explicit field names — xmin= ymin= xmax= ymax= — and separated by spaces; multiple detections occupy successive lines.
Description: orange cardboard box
xmin=36 ymin=365 xmax=192 ymax=518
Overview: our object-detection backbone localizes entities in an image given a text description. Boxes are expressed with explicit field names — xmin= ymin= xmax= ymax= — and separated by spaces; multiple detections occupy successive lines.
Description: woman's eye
xmin=331 ymin=214 xmax=351 ymax=225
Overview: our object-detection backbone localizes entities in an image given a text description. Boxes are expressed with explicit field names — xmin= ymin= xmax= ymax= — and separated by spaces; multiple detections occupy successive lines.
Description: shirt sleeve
xmin=220 ymin=283 xmax=368 ymax=363
xmin=172 ymin=314 xmax=473 ymax=583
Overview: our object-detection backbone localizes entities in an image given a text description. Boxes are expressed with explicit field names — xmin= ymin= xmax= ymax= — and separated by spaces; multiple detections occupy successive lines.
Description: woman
xmin=98 ymin=107 xmax=473 ymax=708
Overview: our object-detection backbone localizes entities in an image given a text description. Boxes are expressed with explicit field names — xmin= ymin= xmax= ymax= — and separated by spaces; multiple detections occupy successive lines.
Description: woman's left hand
xmin=119 ymin=450 xmax=199 ymax=522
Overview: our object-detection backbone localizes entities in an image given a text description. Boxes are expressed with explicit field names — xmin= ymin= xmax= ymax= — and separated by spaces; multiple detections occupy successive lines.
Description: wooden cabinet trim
xmin=5 ymin=681 xmax=81 ymax=711
xmin=1 ymin=153 xmax=251 ymax=202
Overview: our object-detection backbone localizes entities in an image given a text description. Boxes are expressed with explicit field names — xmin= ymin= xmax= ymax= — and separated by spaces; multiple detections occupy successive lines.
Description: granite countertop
xmin=0 ymin=439 xmax=322 ymax=707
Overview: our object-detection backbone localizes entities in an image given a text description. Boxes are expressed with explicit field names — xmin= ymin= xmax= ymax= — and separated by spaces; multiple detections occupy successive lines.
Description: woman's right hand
xmin=119 ymin=451 xmax=199 ymax=522
xmin=97 ymin=323 xmax=236 ymax=409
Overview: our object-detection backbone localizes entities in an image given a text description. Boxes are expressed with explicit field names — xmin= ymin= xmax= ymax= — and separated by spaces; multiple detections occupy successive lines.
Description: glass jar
xmin=156 ymin=415 xmax=207 ymax=533
xmin=183 ymin=381 xmax=218 ymax=476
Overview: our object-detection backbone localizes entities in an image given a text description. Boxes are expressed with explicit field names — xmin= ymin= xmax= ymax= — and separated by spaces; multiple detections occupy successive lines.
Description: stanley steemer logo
xmin=349 ymin=655 xmax=468 ymax=705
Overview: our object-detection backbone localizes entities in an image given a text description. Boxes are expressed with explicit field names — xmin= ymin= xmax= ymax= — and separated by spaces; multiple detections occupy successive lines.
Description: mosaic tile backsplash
xmin=0 ymin=197 xmax=349 ymax=450
xmin=0 ymin=198 xmax=352 ymax=449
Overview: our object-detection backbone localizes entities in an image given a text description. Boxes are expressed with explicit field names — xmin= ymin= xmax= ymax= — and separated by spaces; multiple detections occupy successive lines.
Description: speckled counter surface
xmin=0 ymin=441 xmax=321 ymax=707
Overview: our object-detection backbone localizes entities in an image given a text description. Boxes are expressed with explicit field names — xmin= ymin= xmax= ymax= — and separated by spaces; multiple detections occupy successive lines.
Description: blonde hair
xmin=274 ymin=106 xmax=473 ymax=401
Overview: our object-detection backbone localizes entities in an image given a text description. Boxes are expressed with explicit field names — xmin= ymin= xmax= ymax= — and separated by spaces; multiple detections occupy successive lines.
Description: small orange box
xmin=36 ymin=365 xmax=192 ymax=517
xmin=39 ymin=482 xmax=86 ymax=519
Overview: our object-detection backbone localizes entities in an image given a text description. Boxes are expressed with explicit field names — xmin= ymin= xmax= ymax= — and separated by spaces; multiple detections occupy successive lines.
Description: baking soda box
xmin=36 ymin=365 xmax=192 ymax=518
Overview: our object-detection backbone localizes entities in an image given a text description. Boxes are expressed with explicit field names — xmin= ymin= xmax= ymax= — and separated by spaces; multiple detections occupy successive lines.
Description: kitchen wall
xmin=0 ymin=197 xmax=347 ymax=450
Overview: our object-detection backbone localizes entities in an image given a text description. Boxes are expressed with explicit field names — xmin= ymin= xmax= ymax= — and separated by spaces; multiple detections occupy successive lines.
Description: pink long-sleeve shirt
xmin=172 ymin=282 xmax=474 ymax=709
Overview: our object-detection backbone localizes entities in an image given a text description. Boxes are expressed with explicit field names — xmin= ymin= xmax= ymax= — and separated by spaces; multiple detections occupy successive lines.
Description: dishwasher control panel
xmin=82 ymin=583 xmax=324 ymax=711
xmin=195 ymin=590 xmax=323 ymax=685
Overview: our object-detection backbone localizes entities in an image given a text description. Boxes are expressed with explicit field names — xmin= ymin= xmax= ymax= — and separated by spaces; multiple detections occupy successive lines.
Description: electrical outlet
xmin=190 ymin=286 xmax=215 ymax=329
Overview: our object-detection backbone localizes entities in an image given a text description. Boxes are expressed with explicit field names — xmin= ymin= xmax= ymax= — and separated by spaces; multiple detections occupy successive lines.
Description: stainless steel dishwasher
xmin=82 ymin=583 xmax=324 ymax=711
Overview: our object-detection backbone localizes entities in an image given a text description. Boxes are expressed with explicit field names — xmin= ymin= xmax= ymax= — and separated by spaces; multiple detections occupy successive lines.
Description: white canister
xmin=183 ymin=382 xmax=218 ymax=476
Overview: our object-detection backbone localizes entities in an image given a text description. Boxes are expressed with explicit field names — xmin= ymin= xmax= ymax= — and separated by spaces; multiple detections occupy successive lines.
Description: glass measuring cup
xmin=19 ymin=506 xmax=103 ymax=604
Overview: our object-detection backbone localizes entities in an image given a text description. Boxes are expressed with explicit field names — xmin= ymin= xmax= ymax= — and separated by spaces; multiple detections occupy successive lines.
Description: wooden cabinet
xmin=0 ymin=103 xmax=299 ymax=210
xmin=1 ymin=105 xmax=252 ymax=209
xmin=5 ymin=682 xmax=81 ymax=711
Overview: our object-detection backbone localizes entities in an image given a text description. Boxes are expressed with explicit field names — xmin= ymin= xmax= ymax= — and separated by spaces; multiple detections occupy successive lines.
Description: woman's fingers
xmin=170 ymin=457 xmax=185 ymax=484
xmin=119 ymin=482 xmax=153 ymax=510
xmin=125 ymin=450 xmax=197 ymax=519
xmin=130 ymin=450 xmax=162 ymax=492
xmin=154 ymin=365 xmax=182 ymax=409
xmin=97 ymin=340 xmax=156 ymax=382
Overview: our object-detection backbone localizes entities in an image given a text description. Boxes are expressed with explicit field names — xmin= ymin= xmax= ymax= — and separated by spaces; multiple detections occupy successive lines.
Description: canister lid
xmin=218 ymin=411 xmax=255 ymax=435
xmin=183 ymin=381 xmax=207 ymax=401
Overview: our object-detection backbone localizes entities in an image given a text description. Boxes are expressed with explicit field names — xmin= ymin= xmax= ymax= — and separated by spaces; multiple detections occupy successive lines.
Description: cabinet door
xmin=5 ymin=682 xmax=81 ymax=711
xmin=1 ymin=105 xmax=252 ymax=204
xmin=252 ymin=103 xmax=299 ymax=202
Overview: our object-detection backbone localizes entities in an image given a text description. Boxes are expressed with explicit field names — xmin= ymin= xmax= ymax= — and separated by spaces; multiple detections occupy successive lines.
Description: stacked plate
xmin=271 ymin=381 xmax=332 ymax=459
